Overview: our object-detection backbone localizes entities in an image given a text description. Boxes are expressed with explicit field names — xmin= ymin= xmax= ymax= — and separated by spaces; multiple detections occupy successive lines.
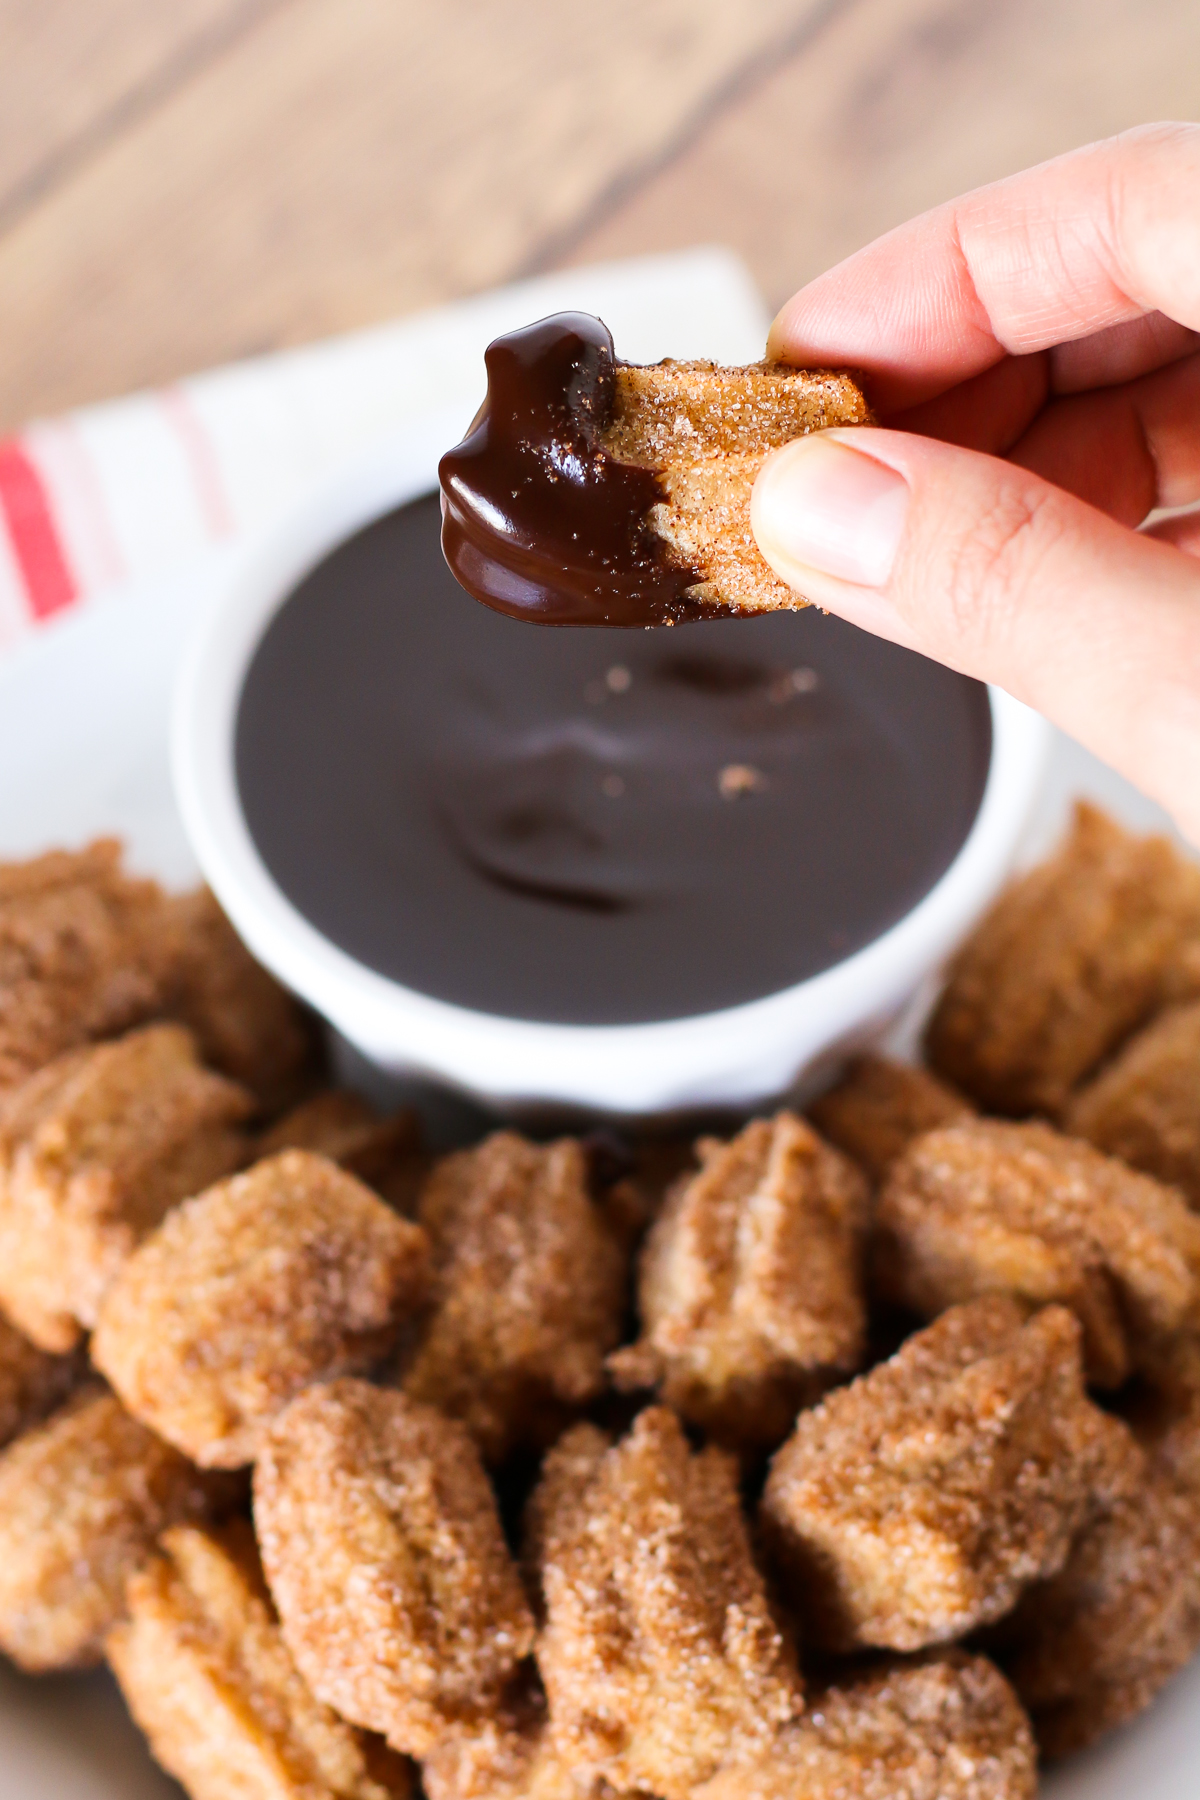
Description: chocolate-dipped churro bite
xmin=439 ymin=313 xmax=870 ymax=625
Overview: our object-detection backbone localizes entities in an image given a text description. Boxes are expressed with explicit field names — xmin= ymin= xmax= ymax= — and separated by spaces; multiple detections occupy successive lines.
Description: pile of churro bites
xmin=1 ymin=808 xmax=1199 ymax=1800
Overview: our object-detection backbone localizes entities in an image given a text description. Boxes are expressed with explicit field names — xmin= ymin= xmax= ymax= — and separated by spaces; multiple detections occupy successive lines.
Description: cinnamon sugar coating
xmin=257 ymin=1090 xmax=427 ymax=1212
xmin=401 ymin=1132 xmax=628 ymax=1462
xmin=809 ymin=1055 xmax=974 ymax=1185
xmin=421 ymin=1678 xmax=620 ymax=1800
xmin=0 ymin=1315 xmax=83 ymax=1448
xmin=0 ymin=1386 xmax=237 ymax=1671
xmin=694 ymin=1652 xmax=1037 ymax=1800
xmin=108 ymin=1521 xmax=414 ymax=1800
xmin=1066 ymin=998 xmax=1200 ymax=1208
xmin=157 ymin=888 xmax=319 ymax=1114
xmin=1004 ymin=1401 xmax=1200 ymax=1757
xmin=875 ymin=1119 xmax=1200 ymax=1386
xmin=600 ymin=360 xmax=871 ymax=614
xmin=532 ymin=1407 xmax=803 ymax=1799
xmin=925 ymin=803 xmax=1200 ymax=1116
xmin=254 ymin=1381 xmax=535 ymax=1757
xmin=609 ymin=1113 xmax=869 ymax=1452
xmin=0 ymin=839 xmax=178 ymax=1094
xmin=92 ymin=1150 xmax=430 ymax=1467
xmin=0 ymin=1023 xmax=253 ymax=1351
xmin=761 ymin=1298 xmax=1139 ymax=1652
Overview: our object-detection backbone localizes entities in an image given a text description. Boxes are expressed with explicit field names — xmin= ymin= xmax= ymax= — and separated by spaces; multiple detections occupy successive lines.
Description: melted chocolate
xmin=439 ymin=312 xmax=722 ymax=626
xmin=235 ymin=493 xmax=993 ymax=1026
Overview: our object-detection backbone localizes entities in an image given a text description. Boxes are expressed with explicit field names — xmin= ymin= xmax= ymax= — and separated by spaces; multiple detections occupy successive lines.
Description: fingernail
xmin=752 ymin=432 xmax=909 ymax=588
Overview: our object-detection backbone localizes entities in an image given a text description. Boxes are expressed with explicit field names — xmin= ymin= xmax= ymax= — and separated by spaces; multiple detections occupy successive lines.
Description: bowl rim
xmin=172 ymin=414 xmax=1052 ymax=1113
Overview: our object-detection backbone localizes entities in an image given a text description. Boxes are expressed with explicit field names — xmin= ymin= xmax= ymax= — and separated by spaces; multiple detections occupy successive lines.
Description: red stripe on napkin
xmin=0 ymin=440 xmax=78 ymax=619
xmin=160 ymin=386 xmax=235 ymax=540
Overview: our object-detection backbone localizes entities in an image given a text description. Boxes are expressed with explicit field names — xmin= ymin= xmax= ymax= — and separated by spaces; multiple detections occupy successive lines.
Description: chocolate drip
xmin=439 ymin=312 xmax=722 ymax=627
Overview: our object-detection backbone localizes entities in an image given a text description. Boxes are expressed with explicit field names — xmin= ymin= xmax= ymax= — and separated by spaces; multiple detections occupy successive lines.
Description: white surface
xmin=0 ymin=489 xmax=1198 ymax=1796
xmin=173 ymin=427 xmax=1051 ymax=1123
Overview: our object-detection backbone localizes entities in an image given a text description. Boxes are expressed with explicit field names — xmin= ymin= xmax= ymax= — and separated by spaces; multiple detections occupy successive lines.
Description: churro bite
xmin=0 ymin=1022 xmax=253 ymax=1351
xmin=1004 ymin=1412 xmax=1200 ymax=1757
xmin=600 ymin=356 xmax=873 ymax=615
xmin=0 ymin=839 xmax=177 ymax=1093
xmin=422 ymin=1678 xmax=587 ymax=1800
xmin=693 ymin=1652 xmax=1037 ymax=1800
xmin=1065 ymin=998 xmax=1200 ymax=1208
xmin=401 ymin=1132 xmax=628 ymax=1462
xmin=159 ymin=887 xmax=319 ymax=1114
xmin=92 ymin=1150 xmax=429 ymax=1467
xmin=108 ymin=1520 xmax=414 ymax=1800
xmin=760 ymin=1297 xmax=1139 ymax=1652
xmin=0 ymin=1386 xmax=237 ymax=1671
xmin=440 ymin=313 xmax=871 ymax=626
xmin=808 ymin=1054 xmax=974 ymax=1185
xmin=254 ymin=1380 xmax=535 ymax=1757
xmin=0 ymin=1315 xmax=83 ymax=1449
xmin=925 ymin=803 xmax=1200 ymax=1116
xmin=875 ymin=1119 xmax=1200 ymax=1386
xmin=532 ymin=1407 xmax=803 ymax=1798
xmin=608 ymin=1112 xmax=869 ymax=1452
xmin=257 ymin=1089 xmax=427 ymax=1211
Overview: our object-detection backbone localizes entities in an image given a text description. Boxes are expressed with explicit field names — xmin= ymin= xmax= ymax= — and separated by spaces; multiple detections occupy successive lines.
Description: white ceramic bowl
xmin=173 ymin=418 xmax=1052 ymax=1124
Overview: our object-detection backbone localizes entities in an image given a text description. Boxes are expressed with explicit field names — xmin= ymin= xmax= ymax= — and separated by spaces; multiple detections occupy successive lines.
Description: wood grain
xmin=564 ymin=0 xmax=1200 ymax=314
xmin=0 ymin=0 xmax=825 ymax=429
xmin=0 ymin=0 xmax=273 ymax=224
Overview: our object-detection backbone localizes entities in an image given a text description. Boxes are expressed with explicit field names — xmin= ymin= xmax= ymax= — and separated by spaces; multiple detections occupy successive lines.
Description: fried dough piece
xmin=0 ymin=839 xmax=178 ymax=1094
xmin=401 ymin=1132 xmax=628 ymax=1461
xmin=0 ymin=1023 xmax=253 ymax=1351
xmin=254 ymin=1381 xmax=535 ymax=1757
xmin=0 ymin=1314 xmax=83 ymax=1448
xmin=422 ymin=1677 xmax=618 ymax=1800
xmin=1004 ymin=1406 xmax=1200 ymax=1758
xmin=808 ymin=1054 xmax=974 ymax=1185
xmin=925 ymin=803 xmax=1200 ymax=1116
xmin=602 ymin=359 xmax=871 ymax=614
xmin=92 ymin=1150 xmax=430 ymax=1466
xmin=608 ymin=1113 xmax=869 ymax=1452
xmin=158 ymin=888 xmax=320 ymax=1114
xmin=875 ymin=1119 xmax=1200 ymax=1387
xmin=760 ymin=1298 xmax=1140 ymax=1652
xmin=533 ymin=1407 xmax=803 ymax=1798
xmin=694 ymin=1652 xmax=1037 ymax=1800
xmin=108 ymin=1521 xmax=414 ymax=1800
xmin=0 ymin=1386 xmax=237 ymax=1671
xmin=257 ymin=1090 xmax=427 ymax=1211
xmin=1065 ymin=999 xmax=1200 ymax=1208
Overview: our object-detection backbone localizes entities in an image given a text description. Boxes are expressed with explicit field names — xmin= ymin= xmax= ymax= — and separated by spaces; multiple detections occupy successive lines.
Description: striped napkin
xmin=0 ymin=249 xmax=769 ymax=655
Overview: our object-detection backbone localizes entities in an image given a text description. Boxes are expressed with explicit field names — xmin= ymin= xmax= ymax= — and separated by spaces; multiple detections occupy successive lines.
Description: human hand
xmin=750 ymin=124 xmax=1200 ymax=844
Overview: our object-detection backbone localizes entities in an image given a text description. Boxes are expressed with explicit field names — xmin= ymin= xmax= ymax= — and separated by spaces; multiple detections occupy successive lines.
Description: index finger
xmin=770 ymin=122 xmax=1200 ymax=412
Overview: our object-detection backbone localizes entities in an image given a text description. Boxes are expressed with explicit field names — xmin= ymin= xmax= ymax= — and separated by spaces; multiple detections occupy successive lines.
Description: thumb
xmin=750 ymin=430 xmax=1200 ymax=844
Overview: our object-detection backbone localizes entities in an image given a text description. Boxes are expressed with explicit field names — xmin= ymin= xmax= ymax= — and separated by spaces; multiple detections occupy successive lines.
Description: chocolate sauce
xmin=235 ymin=493 xmax=992 ymax=1025
xmin=439 ymin=312 xmax=722 ymax=626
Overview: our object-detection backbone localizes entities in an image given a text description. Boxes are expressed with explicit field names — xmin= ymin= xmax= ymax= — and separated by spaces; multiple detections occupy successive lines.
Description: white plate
xmin=0 ymin=567 xmax=1197 ymax=1797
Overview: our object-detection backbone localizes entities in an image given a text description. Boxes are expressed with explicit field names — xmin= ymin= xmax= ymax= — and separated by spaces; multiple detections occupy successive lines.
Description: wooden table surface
xmin=0 ymin=0 xmax=1196 ymax=433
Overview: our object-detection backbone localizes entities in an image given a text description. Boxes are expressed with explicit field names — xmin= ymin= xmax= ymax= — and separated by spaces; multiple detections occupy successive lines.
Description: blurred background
xmin=1 ymin=0 xmax=1198 ymax=433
